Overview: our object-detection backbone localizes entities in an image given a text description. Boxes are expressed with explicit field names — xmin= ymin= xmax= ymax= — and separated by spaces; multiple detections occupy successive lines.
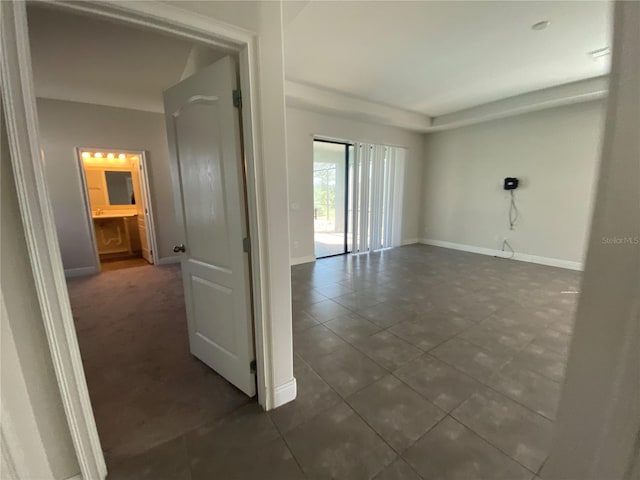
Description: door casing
xmin=0 ymin=2 xmax=271 ymax=479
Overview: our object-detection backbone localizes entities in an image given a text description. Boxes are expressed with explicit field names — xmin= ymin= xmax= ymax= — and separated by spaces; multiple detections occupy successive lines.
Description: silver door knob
xmin=173 ymin=244 xmax=186 ymax=253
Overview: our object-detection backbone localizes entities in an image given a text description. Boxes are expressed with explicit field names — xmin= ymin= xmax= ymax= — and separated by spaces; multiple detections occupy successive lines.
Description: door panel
xmin=163 ymin=56 xmax=255 ymax=396
xmin=173 ymin=102 xmax=231 ymax=267
xmin=131 ymin=162 xmax=152 ymax=263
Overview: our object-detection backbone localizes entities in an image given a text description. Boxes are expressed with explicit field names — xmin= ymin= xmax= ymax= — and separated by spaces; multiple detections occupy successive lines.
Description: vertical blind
xmin=350 ymin=143 xmax=406 ymax=253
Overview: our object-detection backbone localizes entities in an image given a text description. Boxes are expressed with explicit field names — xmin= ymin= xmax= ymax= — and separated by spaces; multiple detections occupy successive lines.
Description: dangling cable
xmin=502 ymin=239 xmax=515 ymax=259
xmin=509 ymin=190 xmax=519 ymax=230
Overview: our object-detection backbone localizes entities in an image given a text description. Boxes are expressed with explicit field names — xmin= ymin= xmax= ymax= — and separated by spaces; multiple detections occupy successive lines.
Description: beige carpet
xmin=66 ymin=264 xmax=252 ymax=465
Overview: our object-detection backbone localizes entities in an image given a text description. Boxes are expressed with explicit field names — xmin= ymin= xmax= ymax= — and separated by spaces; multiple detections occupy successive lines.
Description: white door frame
xmin=1 ymin=2 xmax=271 ymax=479
xmin=75 ymin=147 xmax=159 ymax=270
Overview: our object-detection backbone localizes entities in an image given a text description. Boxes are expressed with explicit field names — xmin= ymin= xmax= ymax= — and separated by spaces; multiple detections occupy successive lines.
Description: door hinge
xmin=232 ymin=89 xmax=242 ymax=109
xmin=250 ymin=360 xmax=257 ymax=373
xmin=243 ymin=237 xmax=251 ymax=253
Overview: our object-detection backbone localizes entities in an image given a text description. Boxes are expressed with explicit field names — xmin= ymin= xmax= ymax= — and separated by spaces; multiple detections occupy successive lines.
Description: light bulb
xmin=107 ymin=153 xmax=114 ymax=159
xmin=118 ymin=154 xmax=126 ymax=159
xmin=95 ymin=152 xmax=103 ymax=158
xmin=81 ymin=152 xmax=90 ymax=159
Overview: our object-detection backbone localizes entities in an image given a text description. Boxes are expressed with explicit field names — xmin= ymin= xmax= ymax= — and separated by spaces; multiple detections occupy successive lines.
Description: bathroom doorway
xmin=77 ymin=147 xmax=159 ymax=272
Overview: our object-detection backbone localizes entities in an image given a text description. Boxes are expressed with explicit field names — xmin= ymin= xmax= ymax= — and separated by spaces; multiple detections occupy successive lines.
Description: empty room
xmin=2 ymin=1 xmax=638 ymax=480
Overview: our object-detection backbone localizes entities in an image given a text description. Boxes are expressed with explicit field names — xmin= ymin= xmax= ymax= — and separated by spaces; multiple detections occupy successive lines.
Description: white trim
xmin=431 ymin=76 xmax=608 ymax=131
xmin=401 ymin=238 xmax=419 ymax=245
xmin=272 ymin=378 xmax=297 ymax=409
xmin=157 ymin=256 xmax=181 ymax=265
xmin=286 ymin=80 xmax=432 ymax=132
xmin=136 ymin=151 xmax=159 ymax=265
xmin=1 ymin=1 xmax=274 ymax=478
xmin=290 ymin=255 xmax=316 ymax=266
xmin=0 ymin=431 xmax=19 ymax=480
xmin=1 ymin=3 xmax=106 ymax=479
xmin=419 ymin=238 xmax=584 ymax=271
xmin=286 ymin=76 xmax=608 ymax=133
xmin=64 ymin=267 xmax=99 ymax=278
xmin=64 ymin=475 xmax=83 ymax=480
xmin=74 ymin=148 xmax=101 ymax=273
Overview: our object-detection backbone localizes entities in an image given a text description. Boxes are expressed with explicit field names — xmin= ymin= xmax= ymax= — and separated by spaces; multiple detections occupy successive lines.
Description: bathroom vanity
xmin=92 ymin=212 xmax=141 ymax=256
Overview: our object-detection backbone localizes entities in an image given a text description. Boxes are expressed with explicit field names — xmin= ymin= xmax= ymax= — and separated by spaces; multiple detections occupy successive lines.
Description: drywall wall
xmin=421 ymin=100 xmax=606 ymax=267
xmin=286 ymin=106 xmax=424 ymax=263
xmin=1 ymin=101 xmax=80 ymax=480
xmin=543 ymin=2 xmax=640 ymax=477
xmin=36 ymin=98 xmax=177 ymax=271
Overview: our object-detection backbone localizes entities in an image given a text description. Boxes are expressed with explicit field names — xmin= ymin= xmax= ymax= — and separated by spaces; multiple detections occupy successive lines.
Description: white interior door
xmin=163 ymin=56 xmax=256 ymax=397
xmin=131 ymin=157 xmax=153 ymax=264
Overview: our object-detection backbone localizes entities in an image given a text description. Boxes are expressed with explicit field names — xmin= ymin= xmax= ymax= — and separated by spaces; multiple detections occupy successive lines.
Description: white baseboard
xmin=290 ymin=255 xmax=316 ymax=266
xmin=64 ymin=474 xmax=83 ymax=480
xmin=419 ymin=238 xmax=584 ymax=271
xmin=272 ymin=377 xmax=297 ymax=408
xmin=157 ymin=256 xmax=180 ymax=265
xmin=401 ymin=238 xmax=419 ymax=245
xmin=64 ymin=266 xmax=98 ymax=278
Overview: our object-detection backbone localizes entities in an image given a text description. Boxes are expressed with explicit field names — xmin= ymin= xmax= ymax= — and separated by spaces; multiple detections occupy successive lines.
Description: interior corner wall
xmin=36 ymin=98 xmax=177 ymax=270
xmin=420 ymin=100 xmax=606 ymax=267
xmin=286 ymin=106 xmax=424 ymax=264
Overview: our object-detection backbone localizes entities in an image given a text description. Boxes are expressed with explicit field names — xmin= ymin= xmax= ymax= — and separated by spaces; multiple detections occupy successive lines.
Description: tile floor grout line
xmin=297 ymin=348 xmax=424 ymax=477
xmin=181 ymin=433 xmax=195 ymax=480
xmin=267 ymin=407 xmax=311 ymax=479
xmin=288 ymin=362 xmax=402 ymax=478
xmin=426 ymin=345 xmax=560 ymax=423
xmin=447 ymin=408 xmax=542 ymax=477
xmin=422 ymin=322 xmax=563 ymax=423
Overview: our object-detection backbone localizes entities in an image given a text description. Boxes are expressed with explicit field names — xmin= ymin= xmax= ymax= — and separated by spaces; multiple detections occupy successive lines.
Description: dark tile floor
xmin=101 ymin=245 xmax=580 ymax=479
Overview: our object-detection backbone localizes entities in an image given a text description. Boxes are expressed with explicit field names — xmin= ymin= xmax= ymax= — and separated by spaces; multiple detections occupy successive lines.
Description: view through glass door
xmin=313 ymin=140 xmax=353 ymax=258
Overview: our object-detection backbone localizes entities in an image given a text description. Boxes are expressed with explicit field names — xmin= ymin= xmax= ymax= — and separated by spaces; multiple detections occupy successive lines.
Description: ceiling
xmin=284 ymin=1 xmax=613 ymax=116
xmin=27 ymin=5 xmax=224 ymax=113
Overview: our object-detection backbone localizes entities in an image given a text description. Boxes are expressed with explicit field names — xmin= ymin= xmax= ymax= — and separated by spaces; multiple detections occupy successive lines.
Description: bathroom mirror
xmin=105 ymin=171 xmax=135 ymax=205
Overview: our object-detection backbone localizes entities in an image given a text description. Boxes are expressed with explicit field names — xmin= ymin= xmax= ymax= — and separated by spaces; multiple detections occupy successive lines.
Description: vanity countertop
xmin=92 ymin=212 xmax=137 ymax=219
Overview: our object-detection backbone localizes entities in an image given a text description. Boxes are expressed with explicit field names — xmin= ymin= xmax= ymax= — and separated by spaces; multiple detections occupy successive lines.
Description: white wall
xmin=1 ymin=101 xmax=80 ymax=480
xmin=286 ymin=106 xmax=424 ymax=263
xmin=421 ymin=100 xmax=606 ymax=267
xmin=36 ymin=98 xmax=178 ymax=271
xmin=542 ymin=3 xmax=640 ymax=477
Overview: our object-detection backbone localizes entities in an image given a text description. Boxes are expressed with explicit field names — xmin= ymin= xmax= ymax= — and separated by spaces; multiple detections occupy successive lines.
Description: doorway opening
xmin=313 ymin=139 xmax=354 ymax=258
xmin=78 ymin=148 xmax=158 ymax=272
xmin=17 ymin=2 xmax=263 ymax=472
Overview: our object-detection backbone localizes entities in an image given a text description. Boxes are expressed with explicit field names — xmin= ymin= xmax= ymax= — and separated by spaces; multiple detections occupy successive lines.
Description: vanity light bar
xmin=80 ymin=151 xmax=137 ymax=163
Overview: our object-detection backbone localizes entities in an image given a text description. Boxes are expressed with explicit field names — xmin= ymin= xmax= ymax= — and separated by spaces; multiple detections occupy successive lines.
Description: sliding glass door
xmin=313 ymin=139 xmax=405 ymax=259
xmin=313 ymin=140 xmax=352 ymax=258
